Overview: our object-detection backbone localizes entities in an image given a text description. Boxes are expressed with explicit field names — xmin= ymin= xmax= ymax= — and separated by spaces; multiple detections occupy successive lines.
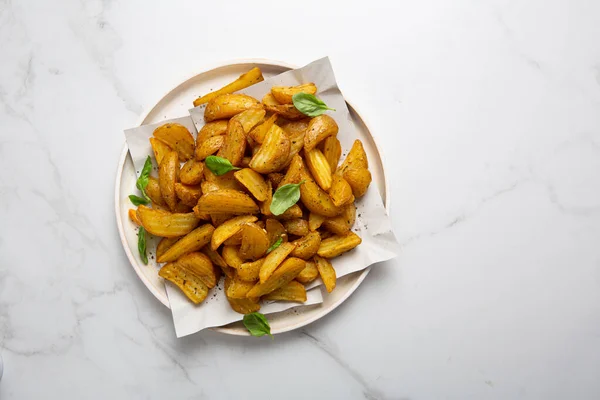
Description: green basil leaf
xmin=243 ymin=312 xmax=272 ymax=337
xmin=129 ymin=194 xmax=149 ymax=206
xmin=136 ymin=156 xmax=153 ymax=192
xmin=270 ymin=181 xmax=305 ymax=216
xmin=292 ymin=93 xmax=336 ymax=117
xmin=266 ymin=237 xmax=283 ymax=254
xmin=138 ymin=226 xmax=148 ymax=265
xmin=205 ymin=155 xmax=241 ymax=176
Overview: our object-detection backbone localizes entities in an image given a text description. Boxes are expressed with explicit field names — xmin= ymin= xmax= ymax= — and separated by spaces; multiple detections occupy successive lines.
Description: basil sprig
xmin=205 ymin=155 xmax=241 ymax=176
xmin=130 ymin=156 xmax=152 ymax=205
xmin=292 ymin=93 xmax=336 ymax=117
xmin=266 ymin=237 xmax=283 ymax=254
xmin=243 ymin=312 xmax=272 ymax=337
xmin=270 ymin=181 xmax=305 ymax=216
xmin=138 ymin=226 xmax=148 ymax=265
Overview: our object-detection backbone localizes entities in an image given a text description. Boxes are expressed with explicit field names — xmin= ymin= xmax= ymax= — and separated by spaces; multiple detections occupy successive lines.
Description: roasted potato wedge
xmin=284 ymin=124 xmax=306 ymax=166
xmin=137 ymin=205 xmax=199 ymax=237
xmin=203 ymin=169 xmax=245 ymax=192
xmin=281 ymin=119 xmax=309 ymax=138
xmin=329 ymin=174 xmax=354 ymax=207
xmin=308 ymin=212 xmax=326 ymax=231
xmin=202 ymin=246 xmax=228 ymax=269
xmin=300 ymin=178 xmax=342 ymax=217
xmin=173 ymin=203 xmax=194 ymax=213
xmin=322 ymin=215 xmax=350 ymax=235
xmin=321 ymin=136 xmax=341 ymax=172
xmin=240 ymin=222 xmax=270 ymax=260
xmin=153 ymin=123 xmax=195 ymax=161
xmin=234 ymin=168 xmax=269 ymax=202
xmin=175 ymin=252 xmax=217 ymax=288
xmin=156 ymin=236 xmax=181 ymax=260
xmin=175 ymin=183 xmax=202 ymax=208
xmin=262 ymin=92 xmax=279 ymax=107
xmin=259 ymin=180 xmax=273 ymax=216
xmin=248 ymin=113 xmax=277 ymax=144
xmin=265 ymin=218 xmax=288 ymax=245
xmin=146 ymin=176 xmax=166 ymax=206
xmin=159 ymin=150 xmax=179 ymax=211
xmin=224 ymin=277 xmax=261 ymax=314
xmin=343 ymin=167 xmax=372 ymax=198
xmin=283 ymin=218 xmax=309 ymax=237
xmin=222 ymin=245 xmax=244 ymax=269
xmin=304 ymin=115 xmax=339 ymax=152
xmin=278 ymin=154 xmax=304 ymax=188
xmin=248 ymin=257 xmax=306 ymax=298
xmin=237 ymin=258 xmax=264 ymax=282
xmin=159 ymin=262 xmax=209 ymax=304
xmin=226 ymin=276 xmax=256 ymax=299
xmin=193 ymin=67 xmax=264 ymax=107
xmin=157 ymin=224 xmax=215 ymax=263
xmin=216 ymin=119 xmax=246 ymax=166
xmin=204 ymin=94 xmax=261 ymax=122
xmin=271 ymin=83 xmax=317 ymax=105
xmin=180 ymin=159 xmax=204 ymax=185
xmin=211 ymin=215 xmax=258 ymax=250
xmin=223 ymin=230 xmax=243 ymax=246
xmin=196 ymin=120 xmax=228 ymax=144
xmin=263 ymin=280 xmax=307 ymax=302
xmin=305 ymin=148 xmax=333 ymax=191
xmin=231 ymin=107 xmax=266 ymax=133
xmin=249 ymin=124 xmax=291 ymax=174
xmin=259 ymin=242 xmax=296 ymax=283
xmin=149 ymin=137 xmax=171 ymax=167
xmin=317 ymin=231 xmax=362 ymax=258
xmin=339 ymin=139 xmax=368 ymax=172
xmin=275 ymin=204 xmax=303 ymax=221
xmin=267 ymin=172 xmax=284 ymax=187
xmin=290 ymin=231 xmax=321 ymax=260
xmin=129 ymin=209 xmax=141 ymax=226
xmin=314 ymin=255 xmax=336 ymax=292
xmin=296 ymin=260 xmax=319 ymax=284
xmin=195 ymin=135 xmax=225 ymax=160
xmin=195 ymin=189 xmax=259 ymax=215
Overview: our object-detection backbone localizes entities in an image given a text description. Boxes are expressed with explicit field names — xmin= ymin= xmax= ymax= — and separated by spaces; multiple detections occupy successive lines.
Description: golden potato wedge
xmin=211 ymin=215 xmax=258 ymax=250
xmin=231 ymin=107 xmax=266 ymax=133
xmin=200 ymin=181 xmax=219 ymax=194
xmin=193 ymin=67 xmax=264 ymax=107
xmin=339 ymin=139 xmax=369 ymax=172
xmin=234 ymin=168 xmax=269 ymax=202
xmin=259 ymin=180 xmax=273 ymax=216
xmin=224 ymin=277 xmax=261 ymax=314
xmin=308 ymin=212 xmax=326 ymax=231
xmin=278 ymin=154 xmax=304 ymax=188
xmin=267 ymin=172 xmax=284 ymax=187
xmin=262 ymin=92 xmax=280 ymax=106
xmin=240 ymin=222 xmax=270 ymax=260
xmin=226 ymin=276 xmax=256 ymax=299
xmin=271 ymin=83 xmax=317 ymax=105
xmin=343 ymin=167 xmax=372 ymax=198
xmin=300 ymin=179 xmax=342 ymax=217
xmin=159 ymin=262 xmax=209 ymax=304
xmin=179 ymin=159 xmax=204 ymax=185
xmin=304 ymin=115 xmax=339 ymax=152
xmin=149 ymin=137 xmax=171 ymax=167
xmin=175 ymin=183 xmax=202 ymax=208
xmin=153 ymin=123 xmax=195 ymax=161
xmin=173 ymin=203 xmax=193 ymax=213
xmin=329 ymin=174 xmax=354 ymax=207
xmin=195 ymin=135 xmax=225 ymax=160
xmin=211 ymin=213 xmax=234 ymax=227
xmin=249 ymin=124 xmax=291 ymax=174
xmin=342 ymin=202 xmax=356 ymax=227
xmin=281 ymin=119 xmax=310 ymax=138
xmin=203 ymin=169 xmax=245 ymax=192
xmin=175 ymin=252 xmax=217 ymax=288
xmin=290 ymin=231 xmax=321 ymax=260
xmin=283 ymin=218 xmax=309 ymax=237
xmin=223 ymin=230 xmax=243 ymax=246
xmin=196 ymin=120 xmax=228 ymax=144
xmin=159 ymin=150 xmax=179 ymax=211
xmin=265 ymin=218 xmax=288 ymax=245
xmin=319 ymin=230 xmax=333 ymax=240
xmin=129 ymin=209 xmax=141 ymax=226
xmin=317 ymin=231 xmax=362 ymax=258
xmin=284 ymin=125 xmax=306 ymax=167
xmin=248 ymin=113 xmax=277 ymax=144
xmin=275 ymin=204 xmax=303 ymax=221
xmin=157 ymin=224 xmax=215 ymax=263
xmin=204 ymin=94 xmax=261 ymax=122
xmin=237 ymin=258 xmax=264 ymax=282
xmin=216 ymin=119 xmax=246 ymax=166
xmin=241 ymin=156 xmax=252 ymax=168
xmin=156 ymin=237 xmax=181 ymax=260
xmin=248 ymin=257 xmax=306 ymax=298
xmin=321 ymin=136 xmax=341 ymax=172
xmin=137 ymin=205 xmax=199 ymax=237
xmin=202 ymin=245 xmax=228 ymax=268
xmin=259 ymin=242 xmax=296 ymax=283
xmin=296 ymin=260 xmax=319 ymax=284
xmin=314 ymin=255 xmax=336 ymax=292
xmin=195 ymin=189 xmax=259 ymax=215
xmin=222 ymin=245 xmax=244 ymax=269
xmin=305 ymin=148 xmax=332 ymax=191
xmin=263 ymin=280 xmax=307 ymax=302
xmin=265 ymin=103 xmax=305 ymax=120
xmin=146 ymin=176 xmax=166 ymax=206
xmin=322 ymin=216 xmax=350 ymax=236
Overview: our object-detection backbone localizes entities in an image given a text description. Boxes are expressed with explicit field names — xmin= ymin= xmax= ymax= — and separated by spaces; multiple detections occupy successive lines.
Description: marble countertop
xmin=1 ymin=0 xmax=599 ymax=398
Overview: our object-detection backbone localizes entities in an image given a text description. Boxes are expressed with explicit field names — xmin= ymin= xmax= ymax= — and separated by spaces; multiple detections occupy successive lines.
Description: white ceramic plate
xmin=115 ymin=59 xmax=389 ymax=335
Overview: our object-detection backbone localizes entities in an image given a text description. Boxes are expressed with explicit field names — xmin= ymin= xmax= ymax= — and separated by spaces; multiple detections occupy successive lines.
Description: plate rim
xmin=114 ymin=58 xmax=390 ymax=335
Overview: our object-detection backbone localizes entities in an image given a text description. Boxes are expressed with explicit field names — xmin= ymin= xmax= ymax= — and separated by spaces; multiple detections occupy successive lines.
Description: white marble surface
xmin=1 ymin=0 xmax=599 ymax=398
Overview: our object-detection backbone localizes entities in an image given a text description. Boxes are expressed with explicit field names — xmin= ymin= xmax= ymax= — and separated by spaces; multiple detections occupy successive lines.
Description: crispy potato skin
xmin=153 ymin=123 xmax=195 ymax=161
xmin=159 ymin=150 xmax=179 ymax=211
xmin=249 ymin=124 xmax=291 ymax=174
xmin=136 ymin=205 xmax=199 ymax=238
xmin=271 ymin=83 xmax=317 ymax=104
xmin=304 ymin=115 xmax=339 ymax=152
xmin=195 ymin=189 xmax=259 ymax=215
xmin=204 ymin=94 xmax=261 ymax=122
